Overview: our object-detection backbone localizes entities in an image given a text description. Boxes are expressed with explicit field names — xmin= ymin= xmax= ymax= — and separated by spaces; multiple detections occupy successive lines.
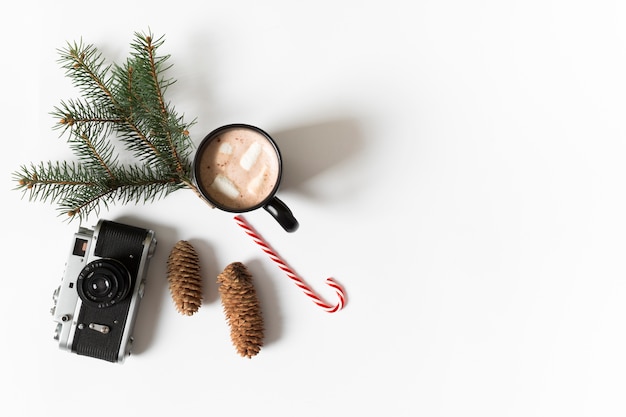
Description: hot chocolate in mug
xmin=193 ymin=124 xmax=299 ymax=232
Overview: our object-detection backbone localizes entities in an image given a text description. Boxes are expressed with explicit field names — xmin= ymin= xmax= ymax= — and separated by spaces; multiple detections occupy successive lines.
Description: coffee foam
xmin=197 ymin=127 xmax=280 ymax=210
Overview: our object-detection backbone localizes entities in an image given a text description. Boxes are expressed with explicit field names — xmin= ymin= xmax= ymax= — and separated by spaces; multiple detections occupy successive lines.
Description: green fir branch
xmin=14 ymin=161 xmax=99 ymax=204
xmin=112 ymin=32 xmax=193 ymax=173
xmin=12 ymin=30 xmax=203 ymax=221
xmin=57 ymin=40 xmax=115 ymax=112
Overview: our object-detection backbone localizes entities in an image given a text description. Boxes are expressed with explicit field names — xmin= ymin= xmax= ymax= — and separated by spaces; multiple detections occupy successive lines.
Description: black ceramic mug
xmin=193 ymin=124 xmax=299 ymax=232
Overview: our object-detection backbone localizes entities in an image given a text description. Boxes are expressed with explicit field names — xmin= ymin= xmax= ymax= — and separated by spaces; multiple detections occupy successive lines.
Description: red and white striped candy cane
xmin=233 ymin=215 xmax=346 ymax=313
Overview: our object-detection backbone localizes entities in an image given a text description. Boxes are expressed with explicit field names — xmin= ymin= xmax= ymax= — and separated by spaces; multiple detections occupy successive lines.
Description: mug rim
xmin=192 ymin=123 xmax=283 ymax=213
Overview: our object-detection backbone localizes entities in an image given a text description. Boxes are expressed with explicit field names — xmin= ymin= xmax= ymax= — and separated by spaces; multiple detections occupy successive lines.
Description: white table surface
xmin=3 ymin=1 xmax=625 ymax=416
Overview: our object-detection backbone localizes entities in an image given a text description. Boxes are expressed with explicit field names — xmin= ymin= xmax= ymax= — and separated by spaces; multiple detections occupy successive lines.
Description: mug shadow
xmin=272 ymin=118 xmax=365 ymax=199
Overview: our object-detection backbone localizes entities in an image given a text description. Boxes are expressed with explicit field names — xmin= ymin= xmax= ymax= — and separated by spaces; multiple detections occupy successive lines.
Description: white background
xmin=2 ymin=1 xmax=625 ymax=416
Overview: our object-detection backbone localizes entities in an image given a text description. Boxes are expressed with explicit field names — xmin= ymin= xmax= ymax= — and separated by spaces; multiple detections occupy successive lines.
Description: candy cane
xmin=233 ymin=215 xmax=346 ymax=313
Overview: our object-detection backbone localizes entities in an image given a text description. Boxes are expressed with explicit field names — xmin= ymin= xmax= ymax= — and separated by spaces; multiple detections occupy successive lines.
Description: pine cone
xmin=217 ymin=262 xmax=264 ymax=358
xmin=167 ymin=240 xmax=203 ymax=316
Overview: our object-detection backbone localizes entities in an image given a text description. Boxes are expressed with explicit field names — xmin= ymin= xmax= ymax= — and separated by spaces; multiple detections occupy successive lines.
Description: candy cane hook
xmin=233 ymin=215 xmax=346 ymax=313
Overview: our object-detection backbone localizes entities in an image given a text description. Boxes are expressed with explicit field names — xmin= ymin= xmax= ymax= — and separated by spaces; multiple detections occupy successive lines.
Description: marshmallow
xmin=240 ymin=142 xmax=261 ymax=171
xmin=210 ymin=174 xmax=240 ymax=199
xmin=218 ymin=142 xmax=233 ymax=154
xmin=247 ymin=165 xmax=268 ymax=195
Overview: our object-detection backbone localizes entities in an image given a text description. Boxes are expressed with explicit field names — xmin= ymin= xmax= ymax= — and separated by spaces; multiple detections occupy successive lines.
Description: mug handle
xmin=263 ymin=197 xmax=299 ymax=232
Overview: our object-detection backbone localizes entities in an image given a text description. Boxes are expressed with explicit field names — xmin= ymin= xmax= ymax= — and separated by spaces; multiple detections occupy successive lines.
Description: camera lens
xmin=90 ymin=276 xmax=111 ymax=296
xmin=77 ymin=259 xmax=132 ymax=308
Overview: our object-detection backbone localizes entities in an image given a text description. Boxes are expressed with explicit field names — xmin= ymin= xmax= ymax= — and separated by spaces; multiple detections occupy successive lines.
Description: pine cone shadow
xmin=243 ymin=259 xmax=283 ymax=348
xmin=114 ymin=216 xmax=178 ymax=356
xmin=187 ymin=238 xmax=220 ymax=306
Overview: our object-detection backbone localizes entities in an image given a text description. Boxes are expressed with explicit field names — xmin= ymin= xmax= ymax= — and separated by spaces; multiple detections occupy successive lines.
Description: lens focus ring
xmin=77 ymin=259 xmax=132 ymax=308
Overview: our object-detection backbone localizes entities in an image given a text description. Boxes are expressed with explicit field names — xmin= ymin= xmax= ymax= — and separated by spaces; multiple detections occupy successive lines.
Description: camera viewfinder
xmin=73 ymin=238 xmax=88 ymax=257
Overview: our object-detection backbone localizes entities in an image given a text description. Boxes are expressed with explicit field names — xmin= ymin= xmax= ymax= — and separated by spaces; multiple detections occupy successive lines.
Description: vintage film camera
xmin=50 ymin=219 xmax=157 ymax=363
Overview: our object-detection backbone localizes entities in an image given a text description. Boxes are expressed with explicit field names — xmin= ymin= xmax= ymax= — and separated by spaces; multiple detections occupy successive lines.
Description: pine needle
xmin=12 ymin=30 xmax=202 ymax=221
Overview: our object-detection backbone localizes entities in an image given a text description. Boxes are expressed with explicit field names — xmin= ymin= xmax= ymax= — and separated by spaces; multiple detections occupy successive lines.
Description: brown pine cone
xmin=167 ymin=240 xmax=203 ymax=316
xmin=217 ymin=262 xmax=264 ymax=358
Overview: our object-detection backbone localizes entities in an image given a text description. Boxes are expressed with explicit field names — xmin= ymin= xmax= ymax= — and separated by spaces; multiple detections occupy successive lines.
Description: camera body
xmin=51 ymin=219 xmax=157 ymax=363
